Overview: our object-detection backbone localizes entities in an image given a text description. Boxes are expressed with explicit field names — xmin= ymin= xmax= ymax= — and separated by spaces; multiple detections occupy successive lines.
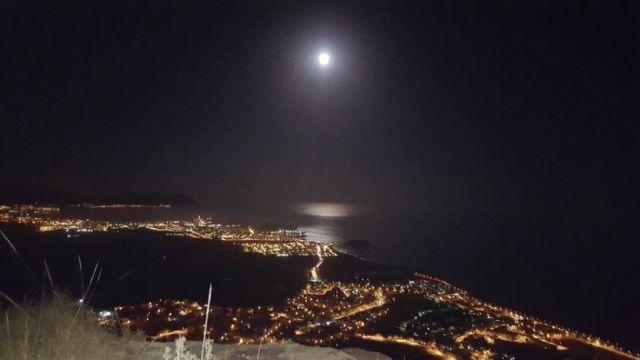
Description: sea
xmin=297 ymin=213 xmax=640 ymax=353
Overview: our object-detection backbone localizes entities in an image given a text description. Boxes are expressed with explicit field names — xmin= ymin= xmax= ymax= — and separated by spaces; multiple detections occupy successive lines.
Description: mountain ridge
xmin=0 ymin=185 xmax=201 ymax=207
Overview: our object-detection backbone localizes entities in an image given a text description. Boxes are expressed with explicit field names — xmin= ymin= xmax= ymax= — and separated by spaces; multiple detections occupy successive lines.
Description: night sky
xmin=2 ymin=1 xmax=639 ymax=222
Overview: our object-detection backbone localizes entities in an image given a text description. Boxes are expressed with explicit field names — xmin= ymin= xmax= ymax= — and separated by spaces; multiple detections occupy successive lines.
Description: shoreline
xmin=2 ymin=208 xmax=640 ymax=358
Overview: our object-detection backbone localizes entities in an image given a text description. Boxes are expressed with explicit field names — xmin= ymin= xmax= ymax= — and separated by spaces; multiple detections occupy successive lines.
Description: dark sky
xmin=1 ymin=0 xmax=638 ymax=221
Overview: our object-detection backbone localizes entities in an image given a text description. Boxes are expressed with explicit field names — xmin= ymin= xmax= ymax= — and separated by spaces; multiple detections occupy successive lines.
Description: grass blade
xmin=0 ymin=228 xmax=41 ymax=290
xmin=200 ymin=283 xmax=212 ymax=360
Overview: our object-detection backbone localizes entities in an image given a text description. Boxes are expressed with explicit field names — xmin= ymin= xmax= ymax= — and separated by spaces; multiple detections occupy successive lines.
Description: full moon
xmin=318 ymin=53 xmax=330 ymax=67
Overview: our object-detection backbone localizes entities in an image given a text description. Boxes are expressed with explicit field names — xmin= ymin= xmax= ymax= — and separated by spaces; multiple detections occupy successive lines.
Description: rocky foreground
xmin=126 ymin=342 xmax=391 ymax=360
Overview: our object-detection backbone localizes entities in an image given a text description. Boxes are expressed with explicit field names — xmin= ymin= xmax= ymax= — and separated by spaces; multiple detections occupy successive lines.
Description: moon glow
xmin=318 ymin=53 xmax=330 ymax=67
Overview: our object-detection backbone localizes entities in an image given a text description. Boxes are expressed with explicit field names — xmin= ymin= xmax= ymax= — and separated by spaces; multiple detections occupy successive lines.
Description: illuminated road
xmin=295 ymin=287 xmax=387 ymax=335
xmin=332 ymin=289 xmax=386 ymax=320
xmin=356 ymin=334 xmax=457 ymax=360
xmin=309 ymin=244 xmax=323 ymax=282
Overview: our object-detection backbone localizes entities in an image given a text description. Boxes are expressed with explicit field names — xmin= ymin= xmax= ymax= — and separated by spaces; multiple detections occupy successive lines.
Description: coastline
xmin=1 ymin=206 xmax=639 ymax=359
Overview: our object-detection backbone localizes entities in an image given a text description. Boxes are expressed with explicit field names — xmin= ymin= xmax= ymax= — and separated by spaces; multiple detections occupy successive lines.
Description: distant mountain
xmin=0 ymin=185 xmax=200 ymax=207
xmin=0 ymin=185 xmax=84 ymax=205
xmin=96 ymin=192 xmax=201 ymax=207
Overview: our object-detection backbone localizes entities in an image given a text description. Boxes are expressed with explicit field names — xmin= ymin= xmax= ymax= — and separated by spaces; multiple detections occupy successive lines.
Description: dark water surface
xmin=0 ymin=224 xmax=315 ymax=307
xmin=301 ymin=213 xmax=640 ymax=353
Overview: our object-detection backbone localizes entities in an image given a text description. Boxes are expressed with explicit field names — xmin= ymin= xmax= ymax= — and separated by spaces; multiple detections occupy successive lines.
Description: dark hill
xmin=0 ymin=185 xmax=83 ymax=205
xmin=96 ymin=192 xmax=200 ymax=207
xmin=0 ymin=185 xmax=200 ymax=207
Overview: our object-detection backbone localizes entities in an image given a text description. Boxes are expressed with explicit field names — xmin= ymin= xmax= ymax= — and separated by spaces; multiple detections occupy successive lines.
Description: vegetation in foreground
xmin=0 ymin=294 xmax=142 ymax=360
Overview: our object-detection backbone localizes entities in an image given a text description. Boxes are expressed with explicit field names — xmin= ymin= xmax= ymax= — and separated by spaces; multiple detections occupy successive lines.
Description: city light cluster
xmin=0 ymin=204 xmax=328 ymax=257
xmin=2 ymin=203 xmax=638 ymax=360
xmin=103 ymin=275 xmax=640 ymax=360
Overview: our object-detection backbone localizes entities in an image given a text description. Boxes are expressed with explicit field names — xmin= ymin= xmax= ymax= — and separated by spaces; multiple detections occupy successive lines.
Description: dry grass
xmin=162 ymin=337 xmax=213 ymax=360
xmin=1 ymin=228 xmax=143 ymax=359
xmin=0 ymin=293 xmax=142 ymax=360
xmin=0 ymin=229 xmax=226 ymax=360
